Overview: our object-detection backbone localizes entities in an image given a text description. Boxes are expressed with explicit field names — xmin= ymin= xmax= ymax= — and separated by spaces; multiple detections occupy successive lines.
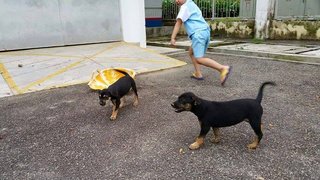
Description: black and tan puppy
xmin=98 ymin=70 xmax=138 ymax=120
xmin=171 ymin=81 xmax=275 ymax=150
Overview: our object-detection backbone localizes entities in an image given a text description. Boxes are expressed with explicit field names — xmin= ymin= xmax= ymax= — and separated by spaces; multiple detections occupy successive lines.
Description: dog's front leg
xmin=110 ymin=99 xmax=120 ymax=120
xmin=189 ymin=125 xmax=210 ymax=150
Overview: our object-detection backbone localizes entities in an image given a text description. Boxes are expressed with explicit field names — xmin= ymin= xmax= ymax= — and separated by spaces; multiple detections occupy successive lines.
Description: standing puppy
xmin=171 ymin=82 xmax=275 ymax=150
xmin=99 ymin=70 xmax=138 ymax=120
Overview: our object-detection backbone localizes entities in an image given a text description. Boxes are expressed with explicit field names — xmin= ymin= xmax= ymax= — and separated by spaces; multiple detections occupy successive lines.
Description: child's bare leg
xmin=189 ymin=47 xmax=202 ymax=78
xmin=196 ymin=57 xmax=230 ymax=82
xmin=196 ymin=57 xmax=226 ymax=71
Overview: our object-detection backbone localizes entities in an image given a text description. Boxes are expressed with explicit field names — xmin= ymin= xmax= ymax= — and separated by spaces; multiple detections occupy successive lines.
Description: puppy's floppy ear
xmin=191 ymin=94 xmax=201 ymax=106
xmin=194 ymin=98 xmax=201 ymax=106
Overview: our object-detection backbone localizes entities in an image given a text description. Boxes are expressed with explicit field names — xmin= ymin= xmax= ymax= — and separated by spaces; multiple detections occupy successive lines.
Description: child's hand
xmin=170 ymin=38 xmax=176 ymax=46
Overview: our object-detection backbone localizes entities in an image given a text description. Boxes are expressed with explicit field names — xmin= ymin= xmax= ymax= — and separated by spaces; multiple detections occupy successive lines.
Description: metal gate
xmin=239 ymin=0 xmax=256 ymax=18
xmin=0 ymin=0 xmax=122 ymax=51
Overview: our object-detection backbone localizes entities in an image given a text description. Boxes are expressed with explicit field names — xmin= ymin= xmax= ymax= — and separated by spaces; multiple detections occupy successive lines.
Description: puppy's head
xmin=98 ymin=89 xmax=111 ymax=106
xmin=171 ymin=92 xmax=201 ymax=113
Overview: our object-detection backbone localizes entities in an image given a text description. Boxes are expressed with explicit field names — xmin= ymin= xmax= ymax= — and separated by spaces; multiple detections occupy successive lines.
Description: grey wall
xmin=239 ymin=0 xmax=320 ymax=19
xmin=0 ymin=0 xmax=122 ymax=51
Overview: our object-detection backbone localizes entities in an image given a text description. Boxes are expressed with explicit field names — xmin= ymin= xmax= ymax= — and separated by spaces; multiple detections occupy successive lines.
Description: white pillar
xmin=120 ymin=0 xmax=146 ymax=48
xmin=255 ymin=0 xmax=275 ymax=39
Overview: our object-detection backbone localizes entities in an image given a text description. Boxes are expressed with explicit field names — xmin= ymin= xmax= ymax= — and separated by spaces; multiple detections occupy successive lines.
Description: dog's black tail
xmin=256 ymin=81 xmax=276 ymax=104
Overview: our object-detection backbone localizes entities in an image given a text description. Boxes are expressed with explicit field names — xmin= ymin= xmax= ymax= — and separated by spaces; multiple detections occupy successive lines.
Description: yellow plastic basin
xmin=88 ymin=68 xmax=136 ymax=90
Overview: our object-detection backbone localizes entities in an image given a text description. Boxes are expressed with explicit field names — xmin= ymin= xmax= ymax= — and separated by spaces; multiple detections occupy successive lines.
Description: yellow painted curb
xmin=0 ymin=63 xmax=23 ymax=94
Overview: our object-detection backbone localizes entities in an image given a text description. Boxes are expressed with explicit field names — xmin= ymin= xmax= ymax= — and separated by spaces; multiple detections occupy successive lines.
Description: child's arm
xmin=170 ymin=18 xmax=183 ymax=46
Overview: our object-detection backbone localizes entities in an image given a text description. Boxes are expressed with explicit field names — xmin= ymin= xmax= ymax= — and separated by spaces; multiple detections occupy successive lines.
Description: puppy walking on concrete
xmin=171 ymin=82 xmax=276 ymax=150
xmin=98 ymin=70 xmax=138 ymax=120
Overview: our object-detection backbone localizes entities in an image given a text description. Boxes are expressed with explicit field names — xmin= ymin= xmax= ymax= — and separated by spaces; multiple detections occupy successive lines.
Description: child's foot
xmin=190 ymin=73 xmax=204 ymax=80
xmin=220 ymin=66 xmax=232 ymax=86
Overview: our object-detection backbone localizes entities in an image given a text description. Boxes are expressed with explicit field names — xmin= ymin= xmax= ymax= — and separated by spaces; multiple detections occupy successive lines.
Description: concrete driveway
xmin=1 ymin=52 xmax=319 ymax=179
xmin=0 ymin=42 xmax=186 ymax=97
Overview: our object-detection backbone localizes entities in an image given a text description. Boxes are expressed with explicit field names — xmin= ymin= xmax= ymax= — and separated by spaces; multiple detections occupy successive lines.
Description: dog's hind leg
xmin=210 ymin=128 xmax=220 ymax=144
xmin=110 ymin=99 xmax=121 ymax=120
xmin=247 ymin=118 xmax=263 ymax=149
xmin=120 ymin=97 xmax=126 ymax=108
xmin=189 ymin=125 xmax=210 ymax=150
xmin=133 ymin=95 xmax=139 ymax=106
xmin=131 ymin=80 xmax=139 ymax=106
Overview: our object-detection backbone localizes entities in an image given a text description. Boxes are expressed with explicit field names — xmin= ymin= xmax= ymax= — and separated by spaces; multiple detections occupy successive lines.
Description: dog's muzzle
xmin=171 ymin=102 xmax=184 ymax=113
xmin=99 ymin=100 xmax=106 ymax=106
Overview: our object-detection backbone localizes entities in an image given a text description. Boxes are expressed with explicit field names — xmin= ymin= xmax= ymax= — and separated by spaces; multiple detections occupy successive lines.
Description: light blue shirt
xmin=177 ymin=0 xmax=210 ymax=38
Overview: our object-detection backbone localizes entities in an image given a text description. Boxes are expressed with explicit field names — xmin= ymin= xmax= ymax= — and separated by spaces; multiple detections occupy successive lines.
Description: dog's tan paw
xmin=247 ymin=143 xmax=258 ymax=149
xmin=210 ymin=138 xmax=220 ymax=144
xmin=247 ymin=137 xmax=259 ymax=149
xmin=110 ymin=115 xmax=117 ymax=121
xmin=133 ymin=100 xmax=139 ymax=107
xmin=189 ymin=142 xmax=201 ymax=150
